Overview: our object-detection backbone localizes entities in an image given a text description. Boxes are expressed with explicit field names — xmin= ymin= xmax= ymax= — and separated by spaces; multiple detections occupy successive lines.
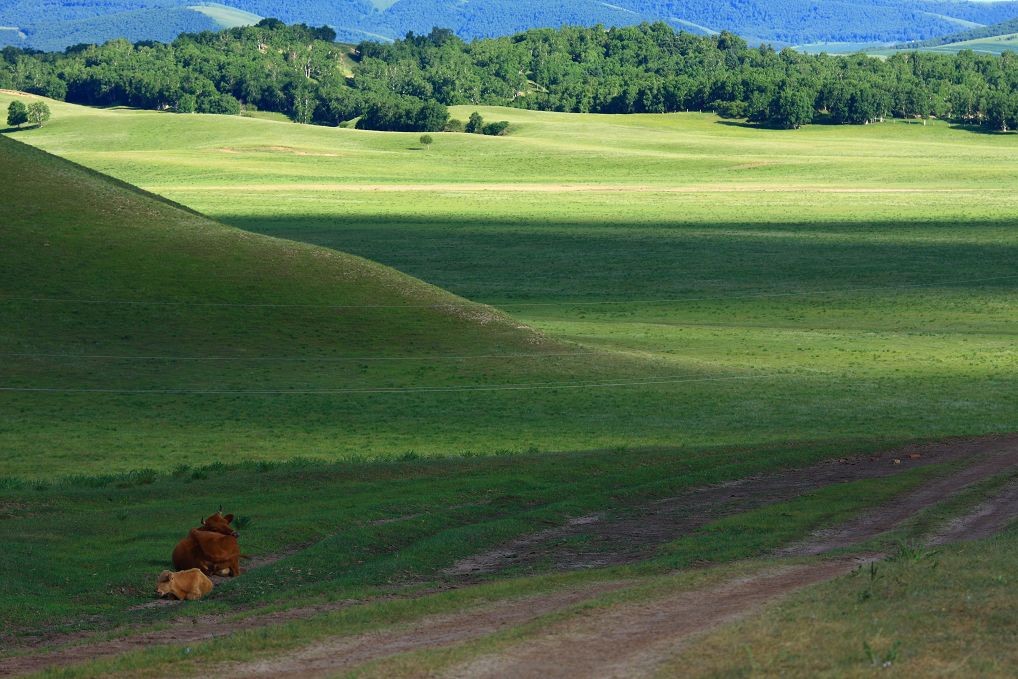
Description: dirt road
xmin=3 ymin=434 xmax=1016 ymax=678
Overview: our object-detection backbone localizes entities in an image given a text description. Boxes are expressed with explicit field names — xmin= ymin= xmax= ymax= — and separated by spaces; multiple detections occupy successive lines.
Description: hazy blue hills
xmin=894 ymin=15 xmax=1018 ymax=48
xmin=3 ymin=0 xmax=1018 ymax=51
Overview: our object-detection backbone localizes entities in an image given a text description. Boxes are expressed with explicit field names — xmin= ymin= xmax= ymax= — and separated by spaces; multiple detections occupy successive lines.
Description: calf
xmin=172 ymin=511 xmax=242 ymax=576
xmin=156 ymin=569 xmax=214 ymax=601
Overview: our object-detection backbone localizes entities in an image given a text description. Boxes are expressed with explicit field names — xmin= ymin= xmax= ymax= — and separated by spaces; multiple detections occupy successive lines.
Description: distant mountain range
xmin=3 ymin=0 xmax=1018 ymax=51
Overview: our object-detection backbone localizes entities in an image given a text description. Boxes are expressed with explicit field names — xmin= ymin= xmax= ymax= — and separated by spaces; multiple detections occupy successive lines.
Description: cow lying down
xmin=156 ymin=568 xmax=214 ymax=601
xmin=172 ymin=511 xmax=243 ymax=577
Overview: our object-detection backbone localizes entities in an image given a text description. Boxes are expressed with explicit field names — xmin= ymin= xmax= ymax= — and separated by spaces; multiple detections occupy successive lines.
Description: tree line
xmin=2 ymin=20 xmax=1018 ymax=132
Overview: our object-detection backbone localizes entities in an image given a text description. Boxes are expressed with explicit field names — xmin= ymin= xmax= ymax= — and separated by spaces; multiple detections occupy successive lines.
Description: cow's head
xmin=200 ymin=511 xmax=238 ymax=537
xmin=155 ymin=570 xmax=175 ymax=598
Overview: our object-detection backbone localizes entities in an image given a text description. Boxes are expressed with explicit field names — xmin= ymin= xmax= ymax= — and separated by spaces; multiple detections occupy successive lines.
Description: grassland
xmin=872 ymin=31 xmax=1018 ymax=55
xmin=2 ymin=93 xmax=1017 ymax=479
xmin=665 ymin=529 xmax=1018 ymax=677
xmin=187 ymin=3 xmax=261 ymax=28
xmin=2 ymin=93 xmax=1018 ymax=674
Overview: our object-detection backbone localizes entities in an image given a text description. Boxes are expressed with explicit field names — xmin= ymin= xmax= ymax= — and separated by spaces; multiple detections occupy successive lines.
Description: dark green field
xmin=3 ymin=95 xmax=1018 ymax=677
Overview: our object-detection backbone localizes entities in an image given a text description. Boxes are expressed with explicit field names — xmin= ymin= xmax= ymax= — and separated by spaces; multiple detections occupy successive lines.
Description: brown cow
xmin=156 ymin=569 xmax=214 ymax=601
xmin=172 ymin=511 xmax=243 ymax=577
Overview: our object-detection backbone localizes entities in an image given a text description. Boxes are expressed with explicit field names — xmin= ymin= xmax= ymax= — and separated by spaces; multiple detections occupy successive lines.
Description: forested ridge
xmin=4 ymin=20 xmax=1018 ymax=132
xmin=6 ymin=0 xmax=1018 ymax=50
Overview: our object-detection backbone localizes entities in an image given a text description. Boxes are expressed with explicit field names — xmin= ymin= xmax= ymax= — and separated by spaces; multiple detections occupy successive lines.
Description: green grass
xmin=0 ymin=437 xmax=898 ymax=641
xmin=3 ymin=460 xmax=948 ymax=675
xmin=2 ymin=94 xmax=1017 ymax=479
xmin=186 ymin=3 xmax=261 ymax=29
xmin=871 ymin=32 xmax=1018 ymax=56
xmin=661 ymin=526 xmax=1018 ymax=677
xmin=3 ymin=94 xmax=1018 ymax=667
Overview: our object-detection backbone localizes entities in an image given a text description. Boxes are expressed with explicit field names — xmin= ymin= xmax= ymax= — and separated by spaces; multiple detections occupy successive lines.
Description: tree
xmin=465 ymin=111 xmax=484 ymax=134
xmin=176 ymin=93 xmax=197 ymax=113
xmin=290 ymin=82 xmax=316 ymax=124
xmin=444 ymin=118 xmax=465 ymax=132
xmin=414 ymin=100 xmax=449 ymax=131
xmin=482 ymin=120 xmax=510 ymax=136
xmin=984 ymin=91 xmax=1018 ymax=132
xmin=27 ymin=101 xmax=50 ymax=127
xmin=771 ymin=87 xmax=814 ymax=129
xmin=420 ymin=134 xmax=433 ymax=148
xmin=7 ymin=100 xmax=28 ymax=128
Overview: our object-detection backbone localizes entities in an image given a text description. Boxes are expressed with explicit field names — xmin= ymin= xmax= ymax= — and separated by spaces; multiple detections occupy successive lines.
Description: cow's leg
xmin=230 ymin=556 xmax=242 ymax=576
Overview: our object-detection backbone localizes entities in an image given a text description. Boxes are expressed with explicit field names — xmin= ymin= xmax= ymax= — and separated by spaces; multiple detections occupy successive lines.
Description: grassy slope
xmin=666 ymin=532 xmax=1018 ymax=677
xmin=0 ymin=460 xmax=980 ymax=676
xmin=2 ymin=98 xmax=1017 ymax=674
xmin=188 ymin=3 xmax=262 ymax=28
xmin=3 ymin=94 xmax=1017 ymax=478
xmin=874 ymin=30 xmax=1018 ymax=55
xmin=1 ymin=121 xmax=619 ymax=477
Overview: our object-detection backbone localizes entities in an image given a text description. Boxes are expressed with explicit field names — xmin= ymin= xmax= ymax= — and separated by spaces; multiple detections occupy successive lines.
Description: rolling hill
xmin=3 ymin=106 xmax=1018 ymax=674
xmin=4 ymin=0 xmax=1018 ymax=50
xmin=0 ymin=2 xmax=260 ymax=50
xmin=4 ymin=91 xmax=1018 ymax=481
xmin=4 ymin=104 xmax=637 ymax=476
xmin=878 ymin=15 xmax=1018 ymax=54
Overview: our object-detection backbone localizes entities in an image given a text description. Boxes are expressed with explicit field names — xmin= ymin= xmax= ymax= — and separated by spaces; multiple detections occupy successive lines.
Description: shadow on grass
xmin=221 ymin=212 xmax=1018 ymax=302
xmin=948 ymin=123 xmax=1016 ymax=136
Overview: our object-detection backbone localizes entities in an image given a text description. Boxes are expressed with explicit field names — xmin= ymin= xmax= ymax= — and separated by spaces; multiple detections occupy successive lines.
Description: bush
xmin=444 ymin=118 xmax=465 ymax=132
xmin=465 ymin=111 xmax=484 ymax=133
xmin=357 ymin=96 xmax=448 ymax=132
xmin=197 ymin=92 xmax=241 ymax=115
xmin=27 ymin=101 xmax=51 ymax=127
xmin=7 ymin=100 xmax=28 ymax=127
xmin=482 ymin=120 xmax=510 ymax=136
xmin=715 ymin=100 xmax=748 ymax=118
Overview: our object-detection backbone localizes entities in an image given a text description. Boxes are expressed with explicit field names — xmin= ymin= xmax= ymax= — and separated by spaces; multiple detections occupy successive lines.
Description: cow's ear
xmin=224 ymin=514 xmax=234 ymax=523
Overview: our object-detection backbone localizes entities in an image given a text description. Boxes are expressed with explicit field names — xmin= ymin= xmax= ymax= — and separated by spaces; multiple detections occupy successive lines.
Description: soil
xmin=930 ymin=480 xmax=1018 ymax=545
xmin=447 ymin=434 xmax=1018 ymax=577
xmin=443 ymin=560 xmax=869 ymax=679
xmin=216 ymin=581 xmax=635 ymax=679
xmin=777 ymin=448 xmax=1018 ymax=556
xmin=2 ymin=434 xmax=1016 ymax=678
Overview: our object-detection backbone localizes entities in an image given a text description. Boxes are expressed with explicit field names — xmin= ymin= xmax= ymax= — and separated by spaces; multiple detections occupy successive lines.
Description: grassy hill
xmin=4 ymin=111 xmax=645 ymax=477
xmin=870 ymin=14 xmax=1018 ymax=55
xmin=897 ymin=14 xmax=1018 ymax=48
xmin=3 ymin=93 xmax=1018 ymax=481
xmin=2 ymin=94 xmax=1018 ymax=677
xmin=188 ymin=2 xmax=262 ymax=28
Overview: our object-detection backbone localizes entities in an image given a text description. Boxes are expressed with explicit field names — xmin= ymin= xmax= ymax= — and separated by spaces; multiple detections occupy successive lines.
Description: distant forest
xmin=3 ymin=21 xmax=1018 ymax=132
xmin=7 ymin=0 xmax=1018 ymax=49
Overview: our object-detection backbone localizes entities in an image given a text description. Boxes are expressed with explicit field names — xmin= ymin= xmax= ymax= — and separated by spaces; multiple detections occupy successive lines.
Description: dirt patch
xmin=4 ymin=434 xmax=1016 ymax=677
xmin=445 ymin=514 xmax=604 ymax=576
xmin=779 ymin=447 xmax=1018 ymax=556
xmin=0 ymin=594 xmax=375 ymax=677
xmin=448 ymin=434 xmax=1018 ymax=577
xmin=444 ymin=559 xmax=868 ymax=679
xmin=216 ymin=581 xmax=634 ymax=679
xmin=929 ymin=481 xmax=1018 ymax=546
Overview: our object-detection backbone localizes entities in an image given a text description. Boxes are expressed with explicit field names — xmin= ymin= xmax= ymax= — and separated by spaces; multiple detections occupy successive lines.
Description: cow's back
xmin=172 ymin=533 xmax=206 ymax=572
